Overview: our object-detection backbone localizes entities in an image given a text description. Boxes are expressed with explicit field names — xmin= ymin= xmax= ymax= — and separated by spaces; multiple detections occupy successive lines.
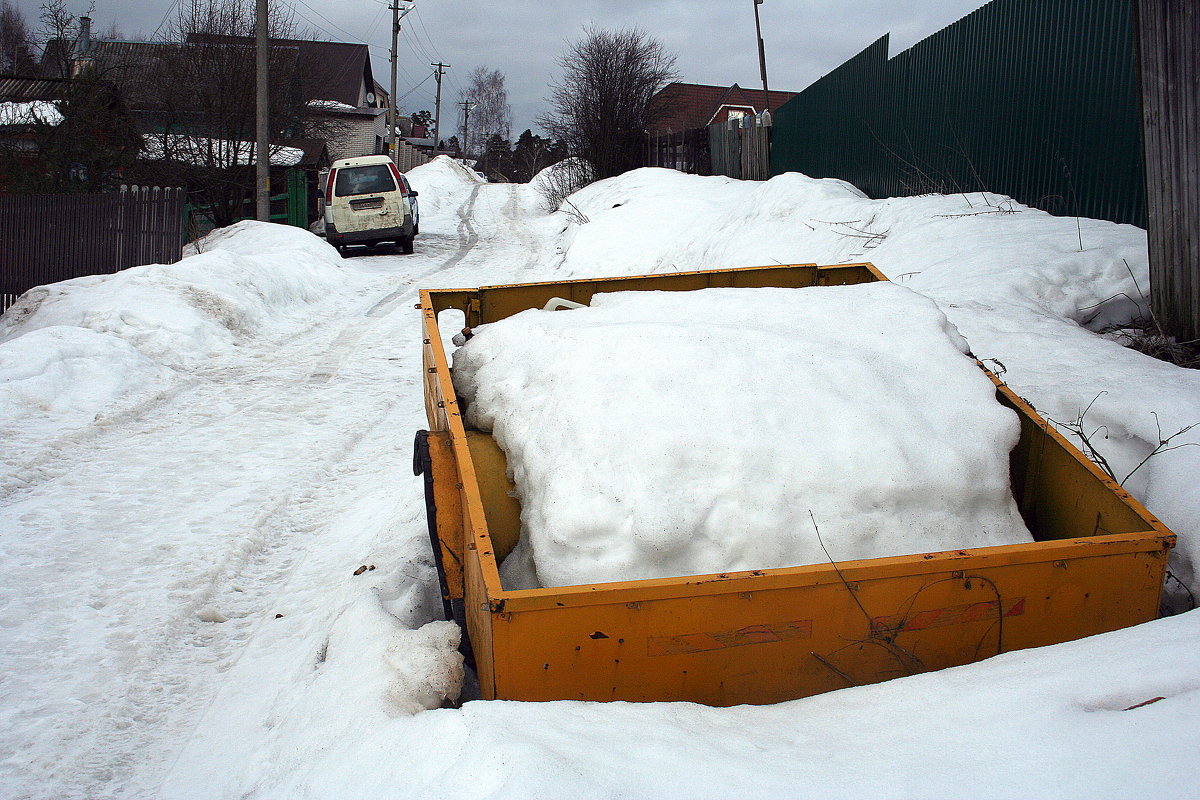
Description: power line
xmin=412 ymin=7 xmax=443 ymax=62
xmin=149 ymin=0 xmax=181 ymax=40
xmin=394 ymin=71 xmax=435 ymax=103
xmin=292 ymin=0 xmax=365 ymax=43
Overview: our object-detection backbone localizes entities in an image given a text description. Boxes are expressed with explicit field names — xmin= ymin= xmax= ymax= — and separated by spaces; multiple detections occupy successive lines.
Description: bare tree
xmin=458 ymin=66 xmax=509 ymax=158
xmin=131 ymin=0 xmax=343 ymax=227
xmin=0 ymin=0 xmax=36 ymax=73
xmin=541 ymin=27 xmax=677 ymax=185
xmin=35 ymin=0 xmax=94 ymax=78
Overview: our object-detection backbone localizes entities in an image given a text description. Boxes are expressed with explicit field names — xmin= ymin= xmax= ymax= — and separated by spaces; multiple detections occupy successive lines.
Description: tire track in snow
xmin=310 ymin=185 xmax=489 ymax=383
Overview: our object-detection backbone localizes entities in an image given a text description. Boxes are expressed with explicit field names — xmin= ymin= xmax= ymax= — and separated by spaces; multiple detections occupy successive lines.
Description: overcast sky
xmin=14 ymin=0 xmax=992 ymax=137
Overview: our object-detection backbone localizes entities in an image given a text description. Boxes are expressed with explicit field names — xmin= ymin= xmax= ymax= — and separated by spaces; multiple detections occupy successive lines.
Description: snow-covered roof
xmin=306 ymin=99 xmax=359 ymax=112
xmin=141 ymin=134 xmax=304 ymax=167
xmin=0 ymin=100 xmax=63 ymax=127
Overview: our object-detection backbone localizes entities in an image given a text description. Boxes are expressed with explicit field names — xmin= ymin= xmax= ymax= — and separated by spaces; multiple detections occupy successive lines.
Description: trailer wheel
xmin=413 ymin=430 xmax=476 ymax=670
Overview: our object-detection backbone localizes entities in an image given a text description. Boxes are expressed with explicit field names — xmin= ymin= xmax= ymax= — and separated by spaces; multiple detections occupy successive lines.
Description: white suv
xmin=321 ymin=154 xmax=419 ymax=256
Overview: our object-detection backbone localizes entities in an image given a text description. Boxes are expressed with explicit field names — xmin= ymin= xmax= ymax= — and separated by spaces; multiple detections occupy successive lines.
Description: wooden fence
xmin=1137 ymin=0 xmax=1200 ymax=343
xmin=644 ymin=120 xmax=771 ymax=181
xmin=710 ymin=122 xmax=771 ymax=181
xmin=0 ymin=186 xmax=184 ymax=312
xmin=646 ymin=129 xmax=710 ymax=175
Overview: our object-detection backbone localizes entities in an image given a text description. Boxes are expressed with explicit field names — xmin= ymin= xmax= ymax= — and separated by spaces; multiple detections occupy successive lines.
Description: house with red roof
xmin=650 ymin=82 xmax=799 ymax=134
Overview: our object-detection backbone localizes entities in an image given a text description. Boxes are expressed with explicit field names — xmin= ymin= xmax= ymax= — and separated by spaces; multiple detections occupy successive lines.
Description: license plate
xmin=349 ymin=198 xmax=384 ymax=210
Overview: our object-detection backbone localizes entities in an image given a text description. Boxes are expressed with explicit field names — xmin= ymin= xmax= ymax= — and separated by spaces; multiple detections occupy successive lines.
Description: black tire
xmin=400 ymin=235 xmax=415 ymax=255
xmin=336 ymin=244 xmax=348 ymax=258
xmin=413 ymin=223 xmax=419 ymax=236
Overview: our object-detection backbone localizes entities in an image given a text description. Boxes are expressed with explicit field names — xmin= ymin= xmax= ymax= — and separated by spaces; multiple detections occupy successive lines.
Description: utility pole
xmin=752 ymin=0 xmax=771 ymax=117
xmin=459 ymin=99 xmax=474 ymax=159
xmin=388 ymin=1 xmax=413 ymax=158
xmin=431 ymin=61 xmax=449 ymax=152
xmin=255 ymin=0 xmax=269 ymax=221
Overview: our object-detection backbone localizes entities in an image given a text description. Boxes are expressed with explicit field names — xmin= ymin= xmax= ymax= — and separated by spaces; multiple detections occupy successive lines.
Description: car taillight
xmin=326 ymin=168 xmax=337 ymax=198
xmin=387 ymin=161 xmax=406 ymax=194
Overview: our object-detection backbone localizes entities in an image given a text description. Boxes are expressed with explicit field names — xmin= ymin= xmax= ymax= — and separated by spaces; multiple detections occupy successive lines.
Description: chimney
xmin=72 ymin=16 xmax=95 ymax=77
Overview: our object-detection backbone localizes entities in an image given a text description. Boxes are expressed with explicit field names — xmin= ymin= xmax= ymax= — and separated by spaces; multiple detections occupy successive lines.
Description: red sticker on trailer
xmin=647 ymin=620 xmax=813 ymax=657
xmin=871 ymin=597 xmax=1026 ymax=635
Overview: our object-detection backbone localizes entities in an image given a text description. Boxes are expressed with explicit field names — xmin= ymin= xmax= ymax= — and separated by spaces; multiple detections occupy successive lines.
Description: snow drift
xmin=0 ymin=222 xmax=349 ymax=466
xmin=455 ymin=283 xmax=1032 ymax=588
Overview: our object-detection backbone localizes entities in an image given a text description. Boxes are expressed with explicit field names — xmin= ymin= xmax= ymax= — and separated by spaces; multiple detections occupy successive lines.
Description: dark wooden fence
xmin=709 ymin=121 xmax=771 ymax=181
xmin=1137 ymin=0 xmax=1200 ymax=343
xmin=644 ymin=120 xmax=771 ymax=181
xmin=646 ymin=129 xmax=710 ymax=176
xmin=0 ymin=186 xmax=184 ymax=312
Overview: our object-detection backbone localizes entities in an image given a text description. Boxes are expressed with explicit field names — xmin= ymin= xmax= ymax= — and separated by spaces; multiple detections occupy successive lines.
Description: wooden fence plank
xmin=0 ymin=188 xmax=184 ymax=312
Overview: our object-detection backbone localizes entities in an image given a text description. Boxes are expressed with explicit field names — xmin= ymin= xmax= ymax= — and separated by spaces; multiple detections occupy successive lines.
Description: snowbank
xmin=552 ymin=168 xmax=1148 ymax=331
xmin=193 ymin=605 xmax=1200 ymax=799
xmin=406 ymin=155 xmax=485 ymax=221
xmin=0 ymin=222 xmax=348 ymax=464
xmin=2 ymin=221 xmax=345 ymax=370
xmin=455 ymin=283 xmax=1031 ymax=588
xmin=542 ymin=167 xmax=1198 ymax=604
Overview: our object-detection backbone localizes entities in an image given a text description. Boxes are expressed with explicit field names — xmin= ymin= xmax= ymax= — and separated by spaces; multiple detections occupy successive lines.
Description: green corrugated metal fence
xmin=771 ymin=0 xmax=1145 ymax=227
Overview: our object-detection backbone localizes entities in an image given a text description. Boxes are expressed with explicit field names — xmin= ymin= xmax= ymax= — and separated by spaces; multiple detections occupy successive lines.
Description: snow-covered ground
xmin=1 ymin=156 xmax=1197 ymax=798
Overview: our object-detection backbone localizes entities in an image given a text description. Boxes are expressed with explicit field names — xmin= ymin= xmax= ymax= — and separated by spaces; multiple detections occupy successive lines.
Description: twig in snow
xmin=1121 ymin=413 xmax=1199 ymax=484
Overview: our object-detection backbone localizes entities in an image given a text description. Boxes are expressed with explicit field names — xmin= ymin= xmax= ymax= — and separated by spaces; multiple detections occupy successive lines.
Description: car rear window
xmin=334 ymin=165 xmax=397 ymax=197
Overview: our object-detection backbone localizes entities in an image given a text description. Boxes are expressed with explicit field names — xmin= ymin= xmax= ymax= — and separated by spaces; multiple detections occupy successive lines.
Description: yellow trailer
xmin=414 ymin=263 xmax=1175 ymax=705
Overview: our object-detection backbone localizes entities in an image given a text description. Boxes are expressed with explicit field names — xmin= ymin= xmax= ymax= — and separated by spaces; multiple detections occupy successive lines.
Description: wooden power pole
xmin=753 ymin=0 xmax=771 ymax=116
xmin=459 ymin=99 xmax=474 ymax=158
xmin=431 ymin=61 xmax=449 ymax=151
xmin=255 ymin=0 xmax=270 ymax=221
xmin=388 ymin=1 xmax=413 ymax=157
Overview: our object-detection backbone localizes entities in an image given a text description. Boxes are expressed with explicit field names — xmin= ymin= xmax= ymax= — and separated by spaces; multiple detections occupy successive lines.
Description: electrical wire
xmin=412 ymin=7 xmax=443 ymax=62
xmin=149 ymin=0 xmax=182 ymax=41
xmin=293 ymin=0 xmax=368 ymax=43
xmin=393 ymin=71 xmax=435 ymax=103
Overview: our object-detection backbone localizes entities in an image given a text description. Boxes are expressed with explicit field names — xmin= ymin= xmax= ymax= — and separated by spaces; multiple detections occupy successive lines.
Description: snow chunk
xmin=454 ymin=283 xmax=1032 ymax=588
xmin=384 ymin=621 xmax=464 ymax=716
xmin=196 ymin=605 xmax=228 ymax=623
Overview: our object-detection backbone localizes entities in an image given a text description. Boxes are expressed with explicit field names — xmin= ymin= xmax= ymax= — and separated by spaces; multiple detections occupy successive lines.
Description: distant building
xmin=650 ymin=82 xmax=799 ymax=134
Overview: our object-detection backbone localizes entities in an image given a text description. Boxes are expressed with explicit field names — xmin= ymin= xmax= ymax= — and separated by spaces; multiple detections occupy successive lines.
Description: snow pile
xmin=455 ymin=283 xmax=1031 ymax=588
xmin=543 ymin=168 xmax=1199 ymax=606
xmin=406 ymin=155 xmax=485 ymax=220
xmin=0 ymin=222 xmax=347 ymax=465
xmin=248 ymin=606 xmax=1200 ymax=799
xmin=551 ymin=168 xmax=1148 ymax=330
xmin=0 ymin=326 xmax=175 ymax=466
xmin=2 ymin=221 xmax=346 ymax=370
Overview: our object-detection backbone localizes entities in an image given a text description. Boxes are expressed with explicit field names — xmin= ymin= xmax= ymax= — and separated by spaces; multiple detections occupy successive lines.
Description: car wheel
xmin=400 ymin=235 xmax=415 ymax=255
xmin=413 ymin=223 xmax=419 ymax=236
xmin=336 ymin=244 xmax=348 ymax=258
